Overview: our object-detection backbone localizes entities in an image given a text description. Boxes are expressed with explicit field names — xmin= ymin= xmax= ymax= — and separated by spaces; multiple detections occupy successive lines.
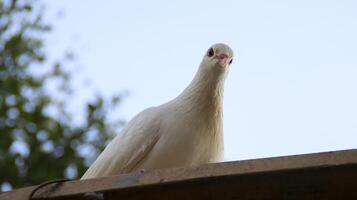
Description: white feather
xmin=81 ymin=43 xmax=234 ymax=179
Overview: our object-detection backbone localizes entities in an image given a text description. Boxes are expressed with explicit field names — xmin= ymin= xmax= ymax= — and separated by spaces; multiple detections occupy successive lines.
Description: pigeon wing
xmin=81 ymin=107 xmax=161 ymax=179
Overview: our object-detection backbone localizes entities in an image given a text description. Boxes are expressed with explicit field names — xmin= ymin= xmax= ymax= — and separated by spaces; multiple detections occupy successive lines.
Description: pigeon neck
xmin=175 ymin=64 xmax=227 ymax=112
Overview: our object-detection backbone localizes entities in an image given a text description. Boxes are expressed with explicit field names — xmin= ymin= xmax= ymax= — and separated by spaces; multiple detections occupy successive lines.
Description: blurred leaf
xmin=0 ymin=0 xmax=126 ymax=191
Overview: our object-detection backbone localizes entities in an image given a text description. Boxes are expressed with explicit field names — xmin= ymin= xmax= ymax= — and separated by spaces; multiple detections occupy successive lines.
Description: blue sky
xmin=45 ymin=0 xmax=357 ymax=161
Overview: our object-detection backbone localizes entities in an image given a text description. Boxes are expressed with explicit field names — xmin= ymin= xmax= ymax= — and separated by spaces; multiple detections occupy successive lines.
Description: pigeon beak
xmin=217 ymin=53 xmax=229 ymax=66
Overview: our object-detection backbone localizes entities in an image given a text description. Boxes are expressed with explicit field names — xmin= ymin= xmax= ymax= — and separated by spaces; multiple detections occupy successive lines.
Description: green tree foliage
xmin=0 ymin=0 xmax=124 ymax=191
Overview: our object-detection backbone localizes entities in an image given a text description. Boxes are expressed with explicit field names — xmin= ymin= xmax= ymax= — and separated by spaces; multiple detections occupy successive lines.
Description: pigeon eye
xmin=207 ymin=48 xmax=214 ymax=57
xmin=229 ymin=59 xmax=233 ymax=65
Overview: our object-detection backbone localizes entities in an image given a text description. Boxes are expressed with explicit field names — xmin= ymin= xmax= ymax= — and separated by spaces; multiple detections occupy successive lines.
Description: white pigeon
xmin=81 ymin=43 xmax=234 ymax=179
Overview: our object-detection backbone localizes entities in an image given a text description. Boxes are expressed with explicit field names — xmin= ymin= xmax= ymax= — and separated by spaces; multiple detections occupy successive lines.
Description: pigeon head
xmin=201 ymin=43 xmax=234 ymax=71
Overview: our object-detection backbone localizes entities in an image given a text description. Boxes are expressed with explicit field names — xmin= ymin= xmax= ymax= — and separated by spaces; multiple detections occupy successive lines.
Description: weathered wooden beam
xmin=1 ymin=149 xmax=357 ymax=200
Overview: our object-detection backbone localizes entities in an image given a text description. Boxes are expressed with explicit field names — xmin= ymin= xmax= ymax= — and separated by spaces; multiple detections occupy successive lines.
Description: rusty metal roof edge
xmin=1 ymin=148 xmax=357 ymax=199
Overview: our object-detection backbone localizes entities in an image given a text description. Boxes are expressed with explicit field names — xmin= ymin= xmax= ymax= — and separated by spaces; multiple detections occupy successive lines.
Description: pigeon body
xmin=82 ymin=43 xmax=234 ymax=179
